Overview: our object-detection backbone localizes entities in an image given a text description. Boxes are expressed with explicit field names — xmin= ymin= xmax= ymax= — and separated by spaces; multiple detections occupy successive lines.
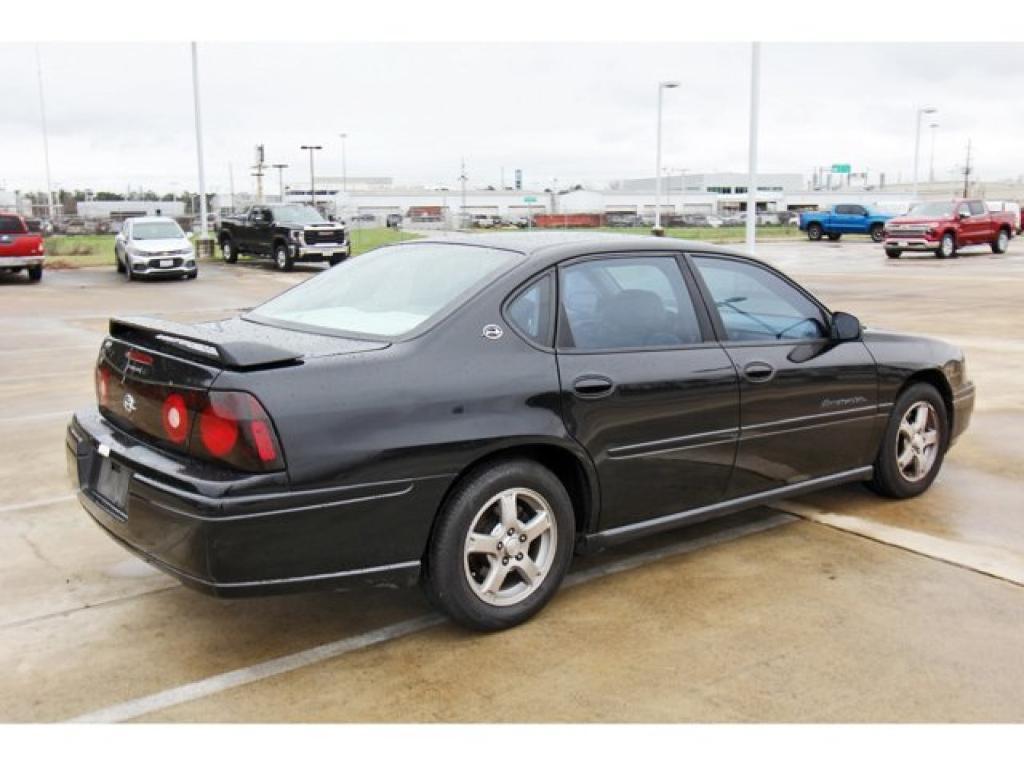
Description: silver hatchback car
xmin=114 ymin=217 xmax=197 ymax=281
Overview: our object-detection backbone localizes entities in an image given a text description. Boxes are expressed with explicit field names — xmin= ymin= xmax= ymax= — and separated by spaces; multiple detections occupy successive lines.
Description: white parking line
xmin=772 ymin=499 xmax=1024 ymax=587
xmin=66 ymin=512 xmax=795 ymax=723
xmin=0 ymin=494 xmax=76 ymax=514
xmin=0 ymin=410 xmax=73 ymax=425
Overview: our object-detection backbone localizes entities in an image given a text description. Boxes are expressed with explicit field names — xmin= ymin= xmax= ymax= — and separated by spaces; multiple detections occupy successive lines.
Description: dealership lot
xmin=1 ymin=238 xmax=1023 ymax=722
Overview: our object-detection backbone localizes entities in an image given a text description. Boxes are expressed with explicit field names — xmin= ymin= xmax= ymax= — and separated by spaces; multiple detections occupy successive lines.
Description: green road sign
xmin=523 ymin=196 xmax=537 ymax=203
xmin=831 ymin=164 xmax=851 ymax=174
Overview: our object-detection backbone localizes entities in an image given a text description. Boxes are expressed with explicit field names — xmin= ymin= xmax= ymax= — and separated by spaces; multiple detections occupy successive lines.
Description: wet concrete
xmin=0 ymin=240 xmax=1022 ymax=722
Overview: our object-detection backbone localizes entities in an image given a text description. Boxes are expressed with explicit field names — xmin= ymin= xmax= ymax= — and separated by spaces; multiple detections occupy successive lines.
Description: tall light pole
xmin=654 ymin=80 xmax=680 ymax=235
xmin=301 ymin=145 xmax=321 ymax=208
xmin=912 ymin=105 xmax=937 ymax=198
xmin=338 ymin=133 xmax=348 ymax=192
xmin=928 ymin=122 xmax=939 ymax=184
xmin=272 ymin=163 xmax=289 ymax=202
xmin=34 ymin=45 xmax=55 ymax=223
xmin=745 ymin=42 xmax=761 ymax=253
xmin=190 ymin=43 xmax=209 ymax=239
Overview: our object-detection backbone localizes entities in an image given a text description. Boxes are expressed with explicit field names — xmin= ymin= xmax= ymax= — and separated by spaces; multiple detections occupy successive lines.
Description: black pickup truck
xmin=217 ymin=204 xmax=349 ymax=271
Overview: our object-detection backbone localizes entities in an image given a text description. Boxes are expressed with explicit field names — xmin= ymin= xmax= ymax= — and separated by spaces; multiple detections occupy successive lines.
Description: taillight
xmin=191 ymin=391 xmax=284 ymax=472
xmin=161 ymin=393 xmax=190 ymax=444
xmin=95 ymin=365 xmax=111 ymax=407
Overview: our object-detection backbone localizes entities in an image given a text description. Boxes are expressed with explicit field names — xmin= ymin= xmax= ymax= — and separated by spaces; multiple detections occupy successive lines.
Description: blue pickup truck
xmin=798 ymin=204 xmax=893 ymax=242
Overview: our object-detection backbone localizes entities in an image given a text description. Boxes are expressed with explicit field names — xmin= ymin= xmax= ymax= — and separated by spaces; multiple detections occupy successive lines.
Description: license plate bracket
xmin=96 ymin=458 xmax=131 ymax=515
xmin=159 ymin=258 xmax=173 ymax=267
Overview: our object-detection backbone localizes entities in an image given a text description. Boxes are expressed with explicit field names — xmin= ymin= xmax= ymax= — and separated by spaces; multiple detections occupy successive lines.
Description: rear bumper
xmin=0 ymin=255 xmax=44 ymax=267
xmin=66 ymin=408 xmax=442 ymax=596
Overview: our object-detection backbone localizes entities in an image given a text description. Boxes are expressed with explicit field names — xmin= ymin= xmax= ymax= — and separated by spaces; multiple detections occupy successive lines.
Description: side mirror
xmin=831 ymin=311 xmax=862 ymax=342
xmin=959 ymin=210 xmax=970 ymax=220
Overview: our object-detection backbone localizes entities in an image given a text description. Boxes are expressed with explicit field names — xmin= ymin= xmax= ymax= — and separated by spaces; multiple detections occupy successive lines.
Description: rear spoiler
xmin=109 ymin=316 xmax=302 ymax=370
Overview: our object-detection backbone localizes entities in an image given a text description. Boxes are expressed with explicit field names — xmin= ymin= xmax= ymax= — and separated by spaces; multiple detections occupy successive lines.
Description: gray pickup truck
xmin=217 ymin=203 xmax=350 ymax=271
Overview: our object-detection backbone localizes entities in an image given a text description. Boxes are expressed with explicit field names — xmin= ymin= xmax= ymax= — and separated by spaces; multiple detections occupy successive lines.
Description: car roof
xmin=406 ymin=231 xmax=748 ymax=269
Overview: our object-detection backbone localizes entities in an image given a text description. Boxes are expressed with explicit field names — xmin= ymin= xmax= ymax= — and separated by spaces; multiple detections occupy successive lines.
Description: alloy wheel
xmin=896 ymin=401 xmax=940 ymax=482
xmin=463 ymin=488 xmax=557 ymax=607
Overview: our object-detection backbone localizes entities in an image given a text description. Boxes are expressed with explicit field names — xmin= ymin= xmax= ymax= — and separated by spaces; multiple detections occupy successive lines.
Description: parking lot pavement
xmin=1 ymin=238 xmax=1022 ymax=722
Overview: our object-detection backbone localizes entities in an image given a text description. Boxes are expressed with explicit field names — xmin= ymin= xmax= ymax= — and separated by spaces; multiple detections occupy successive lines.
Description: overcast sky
xmin=2 ymin=42 xmax=1022 ymax=195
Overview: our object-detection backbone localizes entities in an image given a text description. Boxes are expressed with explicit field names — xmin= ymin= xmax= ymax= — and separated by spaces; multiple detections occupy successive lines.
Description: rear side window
xmin=0 ymin=216 xmax=26 ymax=234
xmin=559 ymin=256 xmax=703 ymax=350
xmin=506 ymin=273 xmax=555 ymax=347
xmin=694 ymin=256 xmax=827 ymax=342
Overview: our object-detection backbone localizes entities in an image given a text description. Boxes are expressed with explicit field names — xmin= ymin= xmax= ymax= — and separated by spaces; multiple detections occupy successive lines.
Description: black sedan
xmin=66 ymin=233 xmax=975 ymax=631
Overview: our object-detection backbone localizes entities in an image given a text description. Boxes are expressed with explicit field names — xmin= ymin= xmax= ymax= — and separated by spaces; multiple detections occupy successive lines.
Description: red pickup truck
xmin=0 ymin=213 xmax=45 ymax=281
xmin=883 ymin=199 xmax=1015 ymax=259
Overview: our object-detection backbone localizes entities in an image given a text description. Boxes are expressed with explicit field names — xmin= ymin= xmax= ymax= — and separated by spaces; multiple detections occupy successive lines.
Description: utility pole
xmin=962 ymin=139 xmax=973 ymax=198
xmin=338 ymin=133 xmax=348 ymax=192
xmin=228 ymin=163 xmax=235 ymax=213
xmin=928 ymin=122 xmax=939 ymax=184
xmin=272 ymin=163 xmax=288 ymax=202
xmin=301 ymin=145 xmax=322 ymax=208
xmin=912 ymin=105 xmax=937 ymax=198
xmin=34 ymin=45 xmax=55 ymax=223
xmin=252 ymin=144 xmax=266 ymax=203
xmin=745 ymin=42 xmax=761 ymax=253
xmin=459 ymin=158 xmax=467 ymax=228
xmin=190 ymin=43 xmax=209 ymax=239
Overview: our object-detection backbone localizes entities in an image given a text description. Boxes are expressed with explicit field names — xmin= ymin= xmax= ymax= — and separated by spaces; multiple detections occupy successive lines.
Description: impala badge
xmin=482 ymin=324 xmax=504 ymax=341
xmin=122 ymin=393 xmax=137 ymax=415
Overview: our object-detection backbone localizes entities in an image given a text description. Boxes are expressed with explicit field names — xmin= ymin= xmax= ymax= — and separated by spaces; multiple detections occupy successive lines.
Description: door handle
xmin=572 ymin=375 xmax=614 ymax=398
xmin=742 ymin=361 xmax=775 ymax=383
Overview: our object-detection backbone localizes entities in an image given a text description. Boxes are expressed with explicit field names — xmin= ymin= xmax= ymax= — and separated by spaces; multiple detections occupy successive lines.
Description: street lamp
xmin=928 ymin=122 xmax=939 ymax=184
xmin=300 ymin=145 xmax=322 ymax=208
xmin=912 ymin=106 xmax=937 ymax=198
xmin=338 ymin=133 xmax=348 ymax=193
xmin=190 ymin=43 xmax=209 ymax=240
xmin=654 ymin=80 xmax=680 ymax=235
xmin=272 ymin=164 xmax=289 ymax=202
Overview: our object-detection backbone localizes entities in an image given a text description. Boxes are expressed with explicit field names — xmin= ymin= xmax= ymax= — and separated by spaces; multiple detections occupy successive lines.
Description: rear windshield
xmin=908 ymin=202 xmax=955 ymax=217
xmin=132 ymin=221 xmax=184 ymax=240
xmin=248 ymin=242 xmax=522 ymax=338
xmin=0 ymin=216 xmax=27 ymax=234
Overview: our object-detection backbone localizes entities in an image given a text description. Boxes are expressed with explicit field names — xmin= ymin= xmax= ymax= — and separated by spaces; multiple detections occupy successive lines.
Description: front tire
xmin=27 ymin=264 xmax=42 ymax=282
xmin=867 ymin=383 xmax=948 ymax=499
xmin=870 ymin=224 xmax=884 ymax=243
xmin=937 ymin=232 xmax=956 ymax=259
xmin=329 ymin=253 xmax=348 ymax=266
xmin=807 ymin=223 xmax=824 ymax=241
xmin=274 ymin=243 xmax=294 ymax=272
xmin=885 ymin=248 xmax=902 ymax=259
xmin=992 ymin=228 xmax=1010 ymax=254
xmin=424 ymin=459 xmax=575 ymax=632
xmin=115 ymin=250 xmax=125 ymax=273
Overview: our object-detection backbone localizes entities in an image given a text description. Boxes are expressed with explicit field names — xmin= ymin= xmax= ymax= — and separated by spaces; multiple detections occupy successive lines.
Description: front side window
xmin=249 ymin=243 xmax=521 ymax=338
xmin=968 ymin=201 xmax=986 ymax=216
xmin=506 ymin=273 xmax=554 ymax=346
xmin=559 ymin=256 xmax=703 ymax=350
xmin=694 ymin=256 xmax=827 ymax=342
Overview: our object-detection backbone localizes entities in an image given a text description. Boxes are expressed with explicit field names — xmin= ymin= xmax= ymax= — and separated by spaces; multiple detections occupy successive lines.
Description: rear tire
xmin=424 ymin=459 xmax=575 ymax=632
xmin=220 ymin=238 xmax=238 ymax=263
xmin=867 ymin=383 xmax=948 ymax=499
xmin=870 ymin=223 xmax=884 ymax=242
xmin=807 ymin=223 xmax=824 ymax=241
xmin=991 ymin=228 xmax=1010 ymax=254
xmin=885 ymin=248 xmax=902 ymax=259
xmin=274 ymin=243 xmax=294 ymax=272
xmin=27 ymin=265 xmax=42 ymax=282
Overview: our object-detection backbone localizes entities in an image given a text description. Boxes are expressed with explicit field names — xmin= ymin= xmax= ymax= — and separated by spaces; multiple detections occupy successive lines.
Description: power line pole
xmin=228 ymin=163 xmax=235 ymax=213
xmin=962 ymin=138 xmax=972 ymax=198
xmin=745 ymin=42 xmax=761 ymax=253
xmin=272 ymin=163 xmax=288 ymax=202
xmin=190 ymin=42 xmax=209 ymax=239
xmin=34 ymin=45 xmax=55 ymax=223
xmin=301 ymin=145 xmax=322 ymax=208
xmin=459 ymin=158 xmax=467 ymax=228
xmin=252 ymin=144 xmax=265 ymax=203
